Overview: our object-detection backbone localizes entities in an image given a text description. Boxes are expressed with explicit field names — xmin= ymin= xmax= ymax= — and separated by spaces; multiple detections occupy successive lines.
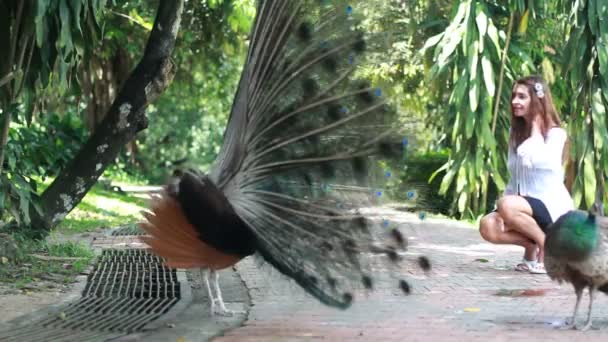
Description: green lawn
xmin=54 ymin=184 xmax=148 ymax=235
xmin=1 ymin=180 xmax=150 ymax=289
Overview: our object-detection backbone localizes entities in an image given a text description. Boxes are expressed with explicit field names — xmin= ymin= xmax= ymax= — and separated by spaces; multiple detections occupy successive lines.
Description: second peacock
xmin=545 ymin=204 xmax=608 ymax=330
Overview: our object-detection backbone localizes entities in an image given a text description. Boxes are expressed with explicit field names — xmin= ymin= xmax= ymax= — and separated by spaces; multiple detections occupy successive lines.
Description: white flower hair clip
xmin=534 ymin=82 xmax=545 ymax=98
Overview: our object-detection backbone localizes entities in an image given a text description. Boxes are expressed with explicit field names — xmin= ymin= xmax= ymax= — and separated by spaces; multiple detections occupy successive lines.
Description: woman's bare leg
xmin=497 ymin=195 xmax=546 ymax=263
xmin=479 ymin=212 xmax=537 ymax=260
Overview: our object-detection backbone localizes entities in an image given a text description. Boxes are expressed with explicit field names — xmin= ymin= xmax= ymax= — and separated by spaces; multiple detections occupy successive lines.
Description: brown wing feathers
xmin=139 ymin=192 xmax=242 ymax=270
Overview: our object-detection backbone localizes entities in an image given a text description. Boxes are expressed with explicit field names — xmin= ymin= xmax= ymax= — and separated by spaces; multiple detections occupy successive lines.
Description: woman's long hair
xmin=509 ymin=75 xmax=562 ymax=148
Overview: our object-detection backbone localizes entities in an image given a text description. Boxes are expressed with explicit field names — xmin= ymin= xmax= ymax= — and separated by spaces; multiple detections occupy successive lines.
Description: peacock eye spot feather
xmin=327 ymin=104 xmax=343 ymax=121
xmin=327 ymin=277 xmax=337 ymax=288
xmin=386 ymin=248 xmax=401 ymax=263
xmin=343 ymin=292 xmax=353 ymax=304
xmin=302 ymin=78 xmax=319 ymax=97
xmin=321 ymin=241 xmax=334 ymax=251
xmin=357 ymin=89 xmax=376 ymax=103
xmin=378 ymin=141 xmax=403 ymax=158
xmin=354 ymin=216 xmax=368 ymax=231
xmin=297 ymin=22 xmax=313 ymax=41
xmin=418 ymin=256 xmax=431 ymax=271
xmin=352 ymin=156 xmax=367 ymax=173
xmin=399 ymin=279 xmax=411 ymax=295
xmin=348 ymin=54 xmax=355 ymax=65
xmin=362 ymin=275 xmax=373 ymax=290
xmin=390 ymin=228 xmax=406 ymax=249
xmin=320 ymin=163 xmax=336 ymax=179
xmin=353 ymin=37 xmax=366 ymax=53
xmin=343 ymin=239 xmax=357 ymax=252
xmin=322 ymin=56 xmax=338 ymax=73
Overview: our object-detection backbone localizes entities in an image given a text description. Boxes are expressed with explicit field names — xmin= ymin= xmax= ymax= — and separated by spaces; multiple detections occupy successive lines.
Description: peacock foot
xmin=576 ymin=320 xmax=593 ymax=331
xmin=559 ymin=320 xmax=577 ymax=330
xmin=210 ymin=298 xmax=246 ymax=317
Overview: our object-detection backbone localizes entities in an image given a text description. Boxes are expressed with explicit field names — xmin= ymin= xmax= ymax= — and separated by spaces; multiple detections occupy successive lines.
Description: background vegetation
xmin=1 ymin=0 xmax=606 ymax=243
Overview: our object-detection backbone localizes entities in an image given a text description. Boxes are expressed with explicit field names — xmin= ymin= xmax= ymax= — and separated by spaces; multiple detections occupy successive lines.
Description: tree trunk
xmin=27 ymin=0 xmax=184 ymax=238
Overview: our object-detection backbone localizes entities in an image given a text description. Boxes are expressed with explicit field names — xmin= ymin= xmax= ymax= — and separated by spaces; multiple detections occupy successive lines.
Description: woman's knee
xmin=497 ymin=195 xmax=529 ymax=219
xmin=479 ymin=214 xmax=500 ymax=242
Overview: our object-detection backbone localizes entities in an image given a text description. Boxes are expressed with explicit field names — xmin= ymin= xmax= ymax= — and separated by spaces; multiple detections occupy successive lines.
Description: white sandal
xmin=529 ymin=262 xmax=547 ymax=274
xmin=514 ymin=258 xmax=536 ymax=272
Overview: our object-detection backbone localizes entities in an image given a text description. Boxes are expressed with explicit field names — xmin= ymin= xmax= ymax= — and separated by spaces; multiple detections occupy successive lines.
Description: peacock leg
xmin=201 ymin=268 xmax=217 ymax=315
xmin=561 ymin=285 xmax=583 ymax=330
xmin=578 ymin=286 xmax=595 ymax=331
xmin=210 ymin=269 xmax=246 ymax=316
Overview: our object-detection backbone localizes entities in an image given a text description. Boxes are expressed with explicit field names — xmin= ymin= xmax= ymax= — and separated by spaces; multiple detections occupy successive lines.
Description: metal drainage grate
xmin=0 ymin=249 xmax=183 ymax=342
xmin=111 ymin=225 xmax=146 ymax=236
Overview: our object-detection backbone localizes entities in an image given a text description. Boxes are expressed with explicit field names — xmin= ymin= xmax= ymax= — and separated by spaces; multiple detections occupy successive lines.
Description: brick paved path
xmin=217 ymin=209 xmax=608 ymax=341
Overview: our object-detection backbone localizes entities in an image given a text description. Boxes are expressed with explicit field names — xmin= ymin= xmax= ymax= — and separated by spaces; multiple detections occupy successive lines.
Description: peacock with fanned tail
xmin=544 ymin=204 xmax=608 ymax=330
xmin=140 ymin=0 xmax=429 ymax=315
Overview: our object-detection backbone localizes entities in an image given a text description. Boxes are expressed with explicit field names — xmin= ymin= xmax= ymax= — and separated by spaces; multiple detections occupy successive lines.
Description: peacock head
xmin=587 ymin=202 xmax=602 ymax=223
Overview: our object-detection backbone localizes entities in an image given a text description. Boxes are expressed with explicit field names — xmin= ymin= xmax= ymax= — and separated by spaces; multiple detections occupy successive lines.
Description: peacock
xmin=544 ymin=204 xmax=608 ymax=330
xmin=140 ymin=0 xmax=428 ymax=316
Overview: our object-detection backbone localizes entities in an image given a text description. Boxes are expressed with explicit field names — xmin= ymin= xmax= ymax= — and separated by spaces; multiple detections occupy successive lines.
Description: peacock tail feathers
xmin=146 ymin=0 xmax=431 ymax=310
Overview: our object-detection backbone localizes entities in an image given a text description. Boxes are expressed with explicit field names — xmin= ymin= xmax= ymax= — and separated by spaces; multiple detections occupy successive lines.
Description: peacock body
xmin=545 ymin=207 xmax=608 ymax=330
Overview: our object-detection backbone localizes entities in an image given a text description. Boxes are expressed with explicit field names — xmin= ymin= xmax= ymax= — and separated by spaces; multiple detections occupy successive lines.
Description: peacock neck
xmin=560 ymin=214 xmax=598 ymax=259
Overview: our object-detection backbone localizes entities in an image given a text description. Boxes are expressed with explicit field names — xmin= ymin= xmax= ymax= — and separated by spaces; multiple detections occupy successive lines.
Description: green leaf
xmin=469 ymin=41 xmax=479 ymax=81
xmin=7 ymin=153 xmax=15 ymax=170
xmin=457 ymin=191 xmax=468 ymax=213
xmin=421 ymin=32 xmax=444 ymax=54
xmin=481 ymin=51 xmax=495 ymax=95
xmin=19 ymin=192 xmax=31 ymax=224
xmin=589 ymin=0 xmax=598 ymax=36
xmin=456 ymin=162 xmax=467 ymax=193
xmin=469 ymin=76 xmax=479 ymax=112
xmin=59 ymin=0 xmax=73 ymax=52
xmin=69 ymin=0 xmax=83 ymax=33
xmin=591 ymin=84 xmax=607 ymax=151
xmin=598 ymin=38 xmax=608 ymax=78
xmin=438 ymin=160 xmax=458 ymax=195
xmin=475 ymin=4 xmax=488 ymax=37
xmin=480 ymin=123 xmax=496 ymax=150
xmin=541 ymin=57 xmax=555 ymax=84
xmin=35 ymin=10 xmax=48 ymax=48
xmin=486 ymin=22 xmax=500 ymax=56
xmin=518 ymin=9 xmax=529 ymax=35
xmin=492 ymin=170 xmax=505 ymax=190
xmin=465 ymin=110 xmax=476 ymax=138
xmin=599 ymin=0 xmax=608 ymax=36
xmin=452 ymin=76 xmax=468 ymax=104
xmin=583 ymin=150 xmax=597 ymax=207
xmin=437 ymin=26 xmax=465 ymax=66
xmin=475 ymin=148 xmax=482 ymax=175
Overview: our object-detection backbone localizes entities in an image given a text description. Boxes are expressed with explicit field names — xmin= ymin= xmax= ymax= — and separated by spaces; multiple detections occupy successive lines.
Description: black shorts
xmin=491 ymin=196 xmax=553 ymax=230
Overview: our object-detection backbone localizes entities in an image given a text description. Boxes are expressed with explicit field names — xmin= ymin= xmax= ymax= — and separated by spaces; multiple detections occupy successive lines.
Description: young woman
xmin=478 ymin=75 xmax=574 ymax=274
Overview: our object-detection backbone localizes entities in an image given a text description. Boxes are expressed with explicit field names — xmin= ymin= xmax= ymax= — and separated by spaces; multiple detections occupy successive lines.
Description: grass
xmin=0 ymin=239 xmax=95 ymax=290
xmin=56 ymin=185 xmax=147 ymax=234
xmin=0 ymin=178 xmax=150 ymax=290
xmin=34 ymin=179 xmax=149 ymax=235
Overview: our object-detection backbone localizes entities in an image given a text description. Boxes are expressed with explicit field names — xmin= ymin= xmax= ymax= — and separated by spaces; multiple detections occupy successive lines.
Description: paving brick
xmin=216 ymin=210 xmax=608 ymax=341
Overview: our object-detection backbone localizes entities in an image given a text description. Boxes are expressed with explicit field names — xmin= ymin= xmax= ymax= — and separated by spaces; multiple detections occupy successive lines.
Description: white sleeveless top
xmin=504 ymin=127 xmax=574 ymax=221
